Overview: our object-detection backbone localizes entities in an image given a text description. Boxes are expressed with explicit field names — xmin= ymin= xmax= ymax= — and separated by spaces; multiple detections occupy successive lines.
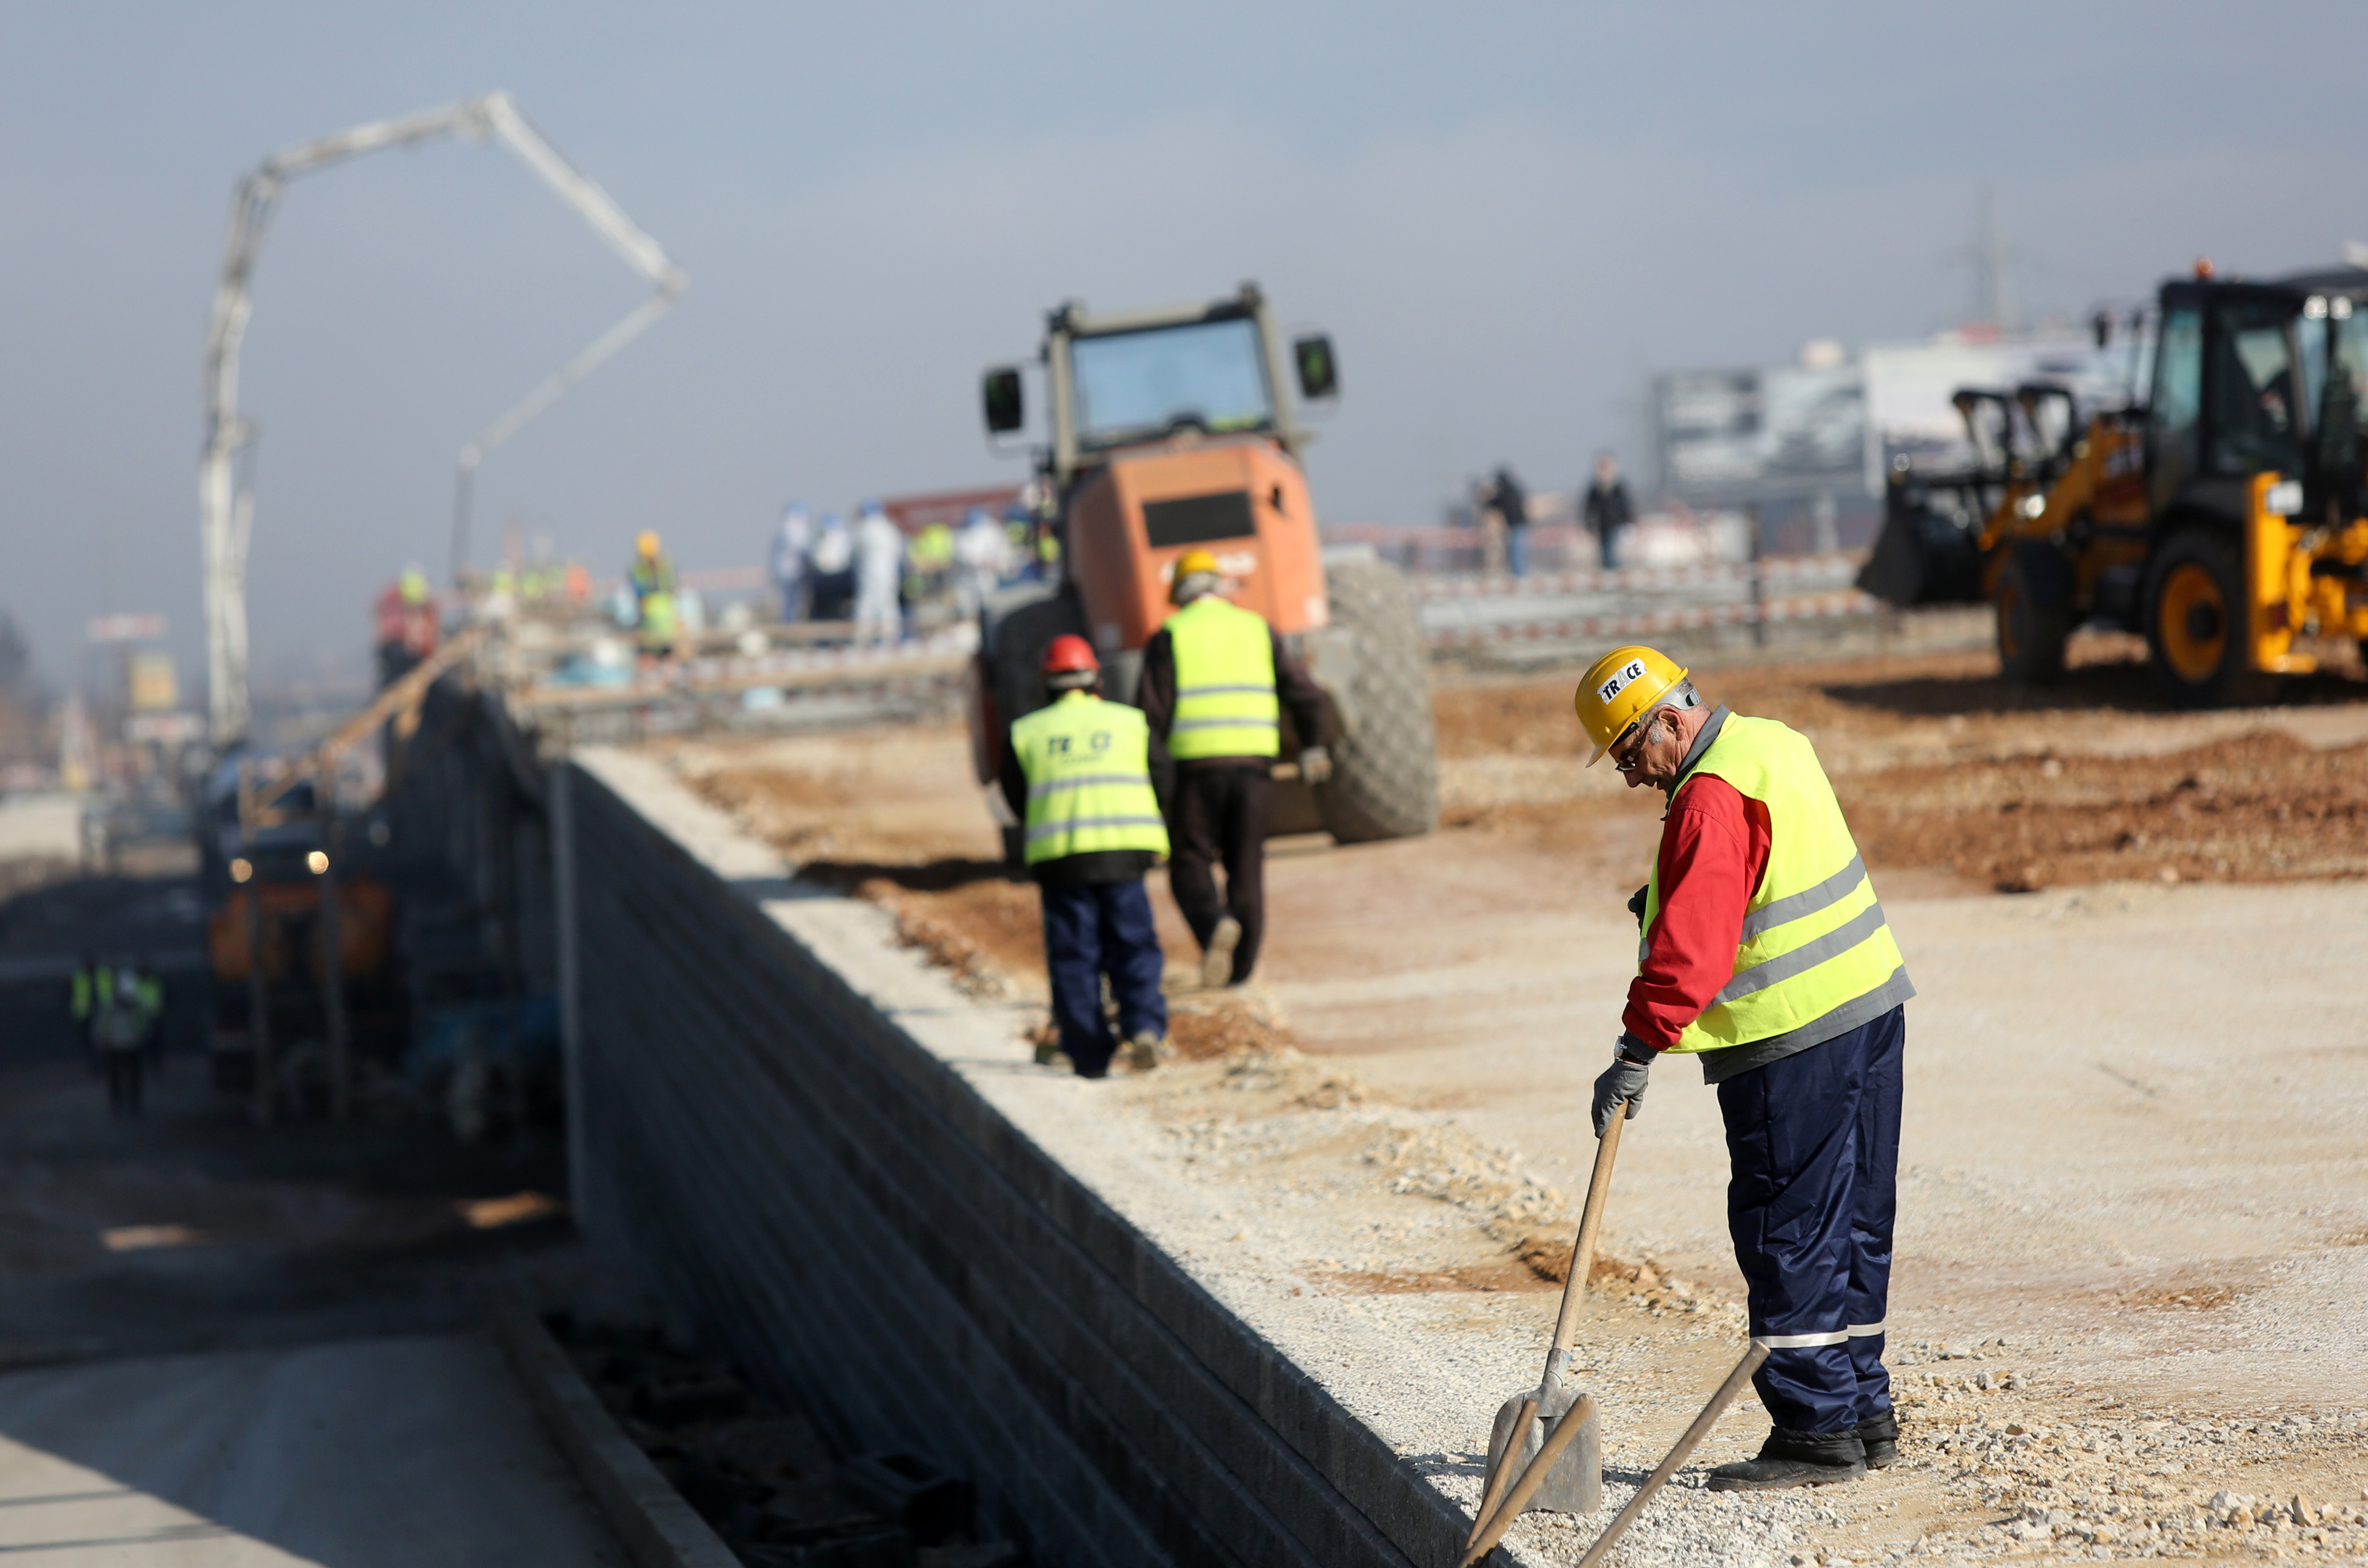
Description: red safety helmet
xmin=1040 ymin=634 xmax=1100 ymax=678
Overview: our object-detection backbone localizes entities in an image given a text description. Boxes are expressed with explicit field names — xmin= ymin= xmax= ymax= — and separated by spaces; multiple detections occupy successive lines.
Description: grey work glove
xmin=1298 ymin=745 xmax=1334 ymax=784
xmin=1627 ymin=884 xmax=1649 ymax=928
xmin=1591 ymin=1036 xmax=1654 ymax=1137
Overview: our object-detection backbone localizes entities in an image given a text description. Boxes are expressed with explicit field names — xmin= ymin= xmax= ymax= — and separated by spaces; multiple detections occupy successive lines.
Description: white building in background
xmin=1651 ymin=330 xmax=2125 ymax=552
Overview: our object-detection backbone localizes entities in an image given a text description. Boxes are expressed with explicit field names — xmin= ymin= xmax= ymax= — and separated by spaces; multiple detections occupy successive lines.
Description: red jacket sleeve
xmin=1621 ymin=774 xmax=1771 ymax=1050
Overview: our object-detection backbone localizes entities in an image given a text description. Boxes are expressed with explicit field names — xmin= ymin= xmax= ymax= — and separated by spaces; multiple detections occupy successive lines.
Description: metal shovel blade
xmin=1484 ymin=1388 xmax=1601 ymax=1516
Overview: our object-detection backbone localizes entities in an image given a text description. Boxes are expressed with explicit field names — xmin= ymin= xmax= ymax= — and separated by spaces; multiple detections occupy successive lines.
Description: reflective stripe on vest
xmin=1641 ymin=714 xmax=1906 ymax=1055
xmin=1164 ymin=596 xmax=1280 ymax=759
xmin=1012 ymin=692 xmax=1170 ymax=865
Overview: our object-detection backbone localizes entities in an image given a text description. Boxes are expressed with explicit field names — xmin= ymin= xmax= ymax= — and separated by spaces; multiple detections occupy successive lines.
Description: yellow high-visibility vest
xmin=1164 ymin=596 xmax=1279 ymax=760
xmin=1641 ymin=714 xmax=1907 ymax=1056
xmin=1012 ymin=691 xmax=1169 ymax=865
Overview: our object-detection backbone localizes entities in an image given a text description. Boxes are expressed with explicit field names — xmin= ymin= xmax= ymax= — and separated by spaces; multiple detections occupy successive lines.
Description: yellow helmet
xmin=636 ymin=530 xmax=662 ymax=557
xmin=1573 ymin=645 xmax=1689 ymax=766
xmin=1170 ymin=548 xmax=1222 ymax=603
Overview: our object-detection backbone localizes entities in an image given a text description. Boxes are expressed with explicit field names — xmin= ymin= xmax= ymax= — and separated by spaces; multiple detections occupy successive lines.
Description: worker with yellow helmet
xmin=1573 ymin=644 xmax=1913 ymax=1491
xmin=629 ymin=530 xmax=679 ymax=658
xmin=1136 ymin=549 xmax=1330 ymax=987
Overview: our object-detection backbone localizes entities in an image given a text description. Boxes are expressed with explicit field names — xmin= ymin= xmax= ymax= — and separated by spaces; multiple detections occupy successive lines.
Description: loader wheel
xmin=1994 ymin=547 xmax=2071 ymax=686
xmin=1315 ymin=555 xmax=1439 ymax=842
xmin=2145 ymin=527 xmax=2269 ymax=709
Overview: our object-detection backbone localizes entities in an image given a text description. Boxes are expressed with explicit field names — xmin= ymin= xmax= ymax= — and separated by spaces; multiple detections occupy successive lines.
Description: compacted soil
xmin=652 ymin=638 xmax=2368 ymax=1566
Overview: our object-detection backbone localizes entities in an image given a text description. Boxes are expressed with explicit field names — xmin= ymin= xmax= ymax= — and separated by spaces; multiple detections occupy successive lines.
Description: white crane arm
xmin=197 ymin=92 xmax=685 ymax=749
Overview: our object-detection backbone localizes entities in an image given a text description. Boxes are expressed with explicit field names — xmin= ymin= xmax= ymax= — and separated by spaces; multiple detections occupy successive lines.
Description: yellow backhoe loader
xmin=1862 ymin=263 xmax=2368 ymax=705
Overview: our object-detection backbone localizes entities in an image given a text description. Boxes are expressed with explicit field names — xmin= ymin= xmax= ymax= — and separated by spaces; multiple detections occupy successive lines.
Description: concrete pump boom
xmin=199 ymin=90 xmax=686 ymax=748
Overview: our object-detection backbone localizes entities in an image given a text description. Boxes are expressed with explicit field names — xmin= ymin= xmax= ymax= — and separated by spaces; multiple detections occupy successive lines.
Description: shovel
xmin=1462 ymin=1339 xmax=1772 ymax=1568
xmin=1462 ymin=1102 xmax=1628 ymax=1550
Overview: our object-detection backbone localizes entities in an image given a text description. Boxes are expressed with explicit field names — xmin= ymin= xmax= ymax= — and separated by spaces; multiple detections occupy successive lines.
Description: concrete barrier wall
xmin=559 ymin=748 xmax=1469 ymax=1568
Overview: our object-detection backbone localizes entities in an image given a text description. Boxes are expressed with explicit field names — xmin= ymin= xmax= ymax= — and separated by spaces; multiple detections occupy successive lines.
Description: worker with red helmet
xmin=999 ymin=634 xmax=1174 ymax=1077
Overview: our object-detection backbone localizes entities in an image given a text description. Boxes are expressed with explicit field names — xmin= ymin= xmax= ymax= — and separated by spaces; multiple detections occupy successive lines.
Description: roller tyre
xmin=1314 ymin=556 xmax=1438 ymax=842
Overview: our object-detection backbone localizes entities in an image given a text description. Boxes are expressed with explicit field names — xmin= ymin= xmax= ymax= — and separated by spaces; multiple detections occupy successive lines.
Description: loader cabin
xmin=2145 ymin=271 xmax=2368 ymax=531
xmin=980 ymin=286 xmax=1340 ymax=648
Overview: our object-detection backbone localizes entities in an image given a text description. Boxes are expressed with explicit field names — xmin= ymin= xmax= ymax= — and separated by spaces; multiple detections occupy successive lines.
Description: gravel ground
xmin=651 ymin=642 xmax=2368 ymax=1566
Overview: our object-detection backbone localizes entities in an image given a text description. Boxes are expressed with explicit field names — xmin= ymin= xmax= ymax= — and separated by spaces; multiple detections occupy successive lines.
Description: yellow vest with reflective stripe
xmin=1641 ymin=714 xmax=1905 ymax=1055
xmin=1013 ymin=692 xmax=1170 ymax=865
xmin=1164 ymin=596 xmax=1279 ymax=759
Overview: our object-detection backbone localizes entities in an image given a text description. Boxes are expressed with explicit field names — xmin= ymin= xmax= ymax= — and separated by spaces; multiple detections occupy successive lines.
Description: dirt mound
xmin=1845 ymin=731 xmax=2368 ymax=891
xmin=1432 ymin=645 xmax=2368 ymax=891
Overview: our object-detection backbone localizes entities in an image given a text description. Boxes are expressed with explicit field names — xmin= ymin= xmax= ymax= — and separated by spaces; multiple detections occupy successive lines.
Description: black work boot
xmin=1855 ymin=1411 xmax=1899 ymax=1469
xmin=1706 ymin=1427 xmax=1868 ymax=1491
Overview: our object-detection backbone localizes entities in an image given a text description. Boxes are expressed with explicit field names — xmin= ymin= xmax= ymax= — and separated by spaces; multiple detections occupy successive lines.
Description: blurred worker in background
xmin=1006 ymin=503 xmax=1059 ymax=583
xmin=629 ymin=531 xmax=679 ymax=659
xmin=372 ymin=564 xmax=439 ymax=687
xmin=68 ymin=952 xmax=101 ymax=1055
xmin=772 ymin=502 xmax=812 ymax=624
xmin=1001 ymin=635 xmax=1171 ymax=1078
xmin=95 ymin=961 xmax=158 ymax=1117
xmin=1138 ymin=549 xmax=1329 ymax=988
xmin=1489 ymin=464 xmax=1532 ymax=579
xmin=1576 ymin=645 xmax=1912 ymax=1491
xmin=136 ymin=959 xmax=166 ymax=1072
xmin=808 ymin=512 xmax=856 ymax=622
xmin=853 ymin=500 xmax=905 ymax=645
xmin=955 ymin=505 xmax=1011 ymax=618
xmin=908 ymin=515 xmax=955 ymax=629
xmin=1584 ymin=452 xmax=1634 ymax=571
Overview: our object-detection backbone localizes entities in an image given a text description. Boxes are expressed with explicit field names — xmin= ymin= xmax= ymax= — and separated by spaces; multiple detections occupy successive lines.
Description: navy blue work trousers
xmin=1716 ymin=1004 xmax=1904 ymax=1433
xmin=1039 ymin=878 xmax=1167 ymax=1077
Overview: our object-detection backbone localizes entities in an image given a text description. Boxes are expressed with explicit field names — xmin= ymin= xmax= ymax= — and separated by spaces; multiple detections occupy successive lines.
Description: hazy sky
xmin=4 ymin=1 xmax=2363 ymax=696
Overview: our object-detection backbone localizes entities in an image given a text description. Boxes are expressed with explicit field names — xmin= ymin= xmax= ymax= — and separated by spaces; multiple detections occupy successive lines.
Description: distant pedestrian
xmin=853 ymin=501 xmax=905 ymax=645
xmin=772 ymin=503 xmax=812 ymax=623
xmin=808 ymin=513 xmax=856 ymax=622
xmin=1584 ymin=453 xmax=1635 ymax=571
xmin=955 ymin=506 xmax=1010 ymax=619
xmin=1001 ymin=636 xmax=1171 ymax=1078
xmin=1491 ymin=465 xmax=1532 ymax=579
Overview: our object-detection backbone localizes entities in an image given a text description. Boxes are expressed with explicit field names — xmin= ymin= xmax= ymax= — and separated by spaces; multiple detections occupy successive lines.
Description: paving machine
xmin=1861 ymin=263 xmax=2368 ymax=705
xmin=970 ymin=284 xmax=1438 ymax=852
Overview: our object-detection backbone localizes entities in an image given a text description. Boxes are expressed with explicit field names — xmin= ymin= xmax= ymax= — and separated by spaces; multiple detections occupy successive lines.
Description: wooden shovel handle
xmin=1551 ymin=1106 xmax=1626 ymax=1355
xmin=1456 ymin=1395 xmax=1597 ymax=1568
xmin=1468 ymin=1097 xmax=1630 ymax=1551
xmin=1572 ymin=1340 xmax=1773 ymax=1568
xmin=1462 ymin=1394 xmax=1536 ymax=1550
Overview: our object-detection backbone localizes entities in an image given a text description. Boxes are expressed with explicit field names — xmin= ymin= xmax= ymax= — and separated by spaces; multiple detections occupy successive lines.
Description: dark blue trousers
xmin=1039 ymin=879 xmax=1167 ymax=1077
xmin=1716 ymin=1005 xmax=1904 ymax=1433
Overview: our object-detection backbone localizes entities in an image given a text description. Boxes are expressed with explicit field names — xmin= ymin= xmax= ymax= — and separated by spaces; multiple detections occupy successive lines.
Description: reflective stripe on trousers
xmin=1757 ymin=1322 xmax=1885 ymax=1349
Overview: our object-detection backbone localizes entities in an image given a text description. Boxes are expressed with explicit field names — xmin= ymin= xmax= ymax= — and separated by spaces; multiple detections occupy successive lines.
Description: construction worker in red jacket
xmin=1575 ymin=645 xmax=1914 ymax=1490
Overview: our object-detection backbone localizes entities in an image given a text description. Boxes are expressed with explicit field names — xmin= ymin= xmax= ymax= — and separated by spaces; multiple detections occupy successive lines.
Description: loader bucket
xmin=1859 ymin=481 xmax=1985 ymax=607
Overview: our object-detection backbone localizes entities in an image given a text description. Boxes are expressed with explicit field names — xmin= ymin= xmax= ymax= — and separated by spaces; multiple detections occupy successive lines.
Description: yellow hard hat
xmin=636 ymin=530 xmax=661 ymax=556
xmin=1170 ymin=548 xmax=1222 ymax=603
xmin=1574 ymin=645 xmax=1689 ymax=765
